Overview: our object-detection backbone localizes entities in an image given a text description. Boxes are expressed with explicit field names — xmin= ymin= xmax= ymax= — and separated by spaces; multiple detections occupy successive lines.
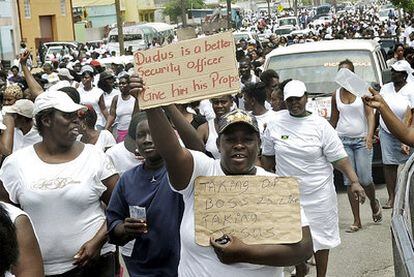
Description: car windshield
xmin=47 ymin=47 xmax=68 ymax=55
xmin=279 ymin=18 xmax=296 ymax=26
xmin=267 ymin=50 xmax=379 ymax=94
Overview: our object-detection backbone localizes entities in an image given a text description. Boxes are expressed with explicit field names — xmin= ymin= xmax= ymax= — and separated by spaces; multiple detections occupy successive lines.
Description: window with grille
xmin=24 ymin=0 xmax=31 ymax=18
xmin=60 ymin=0 xmax=66 ymax=15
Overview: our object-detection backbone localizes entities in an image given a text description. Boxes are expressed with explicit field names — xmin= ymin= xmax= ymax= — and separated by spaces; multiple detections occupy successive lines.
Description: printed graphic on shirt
xmin=32 ymin=177 xmax=81 ymax=190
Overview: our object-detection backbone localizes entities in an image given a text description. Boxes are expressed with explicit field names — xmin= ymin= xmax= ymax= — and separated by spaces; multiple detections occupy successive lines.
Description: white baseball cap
xmin=283 ymin=80 xmax=307 ymax=101
xmin=391 ymin=60 xmax=413 ymax=75
xmin=33 ymin=90 xmax=86 ymax=116
xmin=3 ymin=99 xmax=34 ymax=118
xmin=57 ymin=68 xmax=74 ymax=80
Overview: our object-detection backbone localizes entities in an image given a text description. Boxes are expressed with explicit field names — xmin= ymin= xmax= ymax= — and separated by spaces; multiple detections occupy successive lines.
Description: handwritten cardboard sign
xmin=134 ymin=32 xmax=239 ymax=110
xmin=194 ymin=176 xmax=302 ymax=246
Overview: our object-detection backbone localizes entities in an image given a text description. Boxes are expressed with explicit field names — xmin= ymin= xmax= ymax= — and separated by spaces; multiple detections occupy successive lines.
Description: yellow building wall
xmin=124 ymin=0 xmax=139 ymax=23
xmin=18 ymin=0 xmax=74 ymax=53
xmin=124 ymin=0 xmax=155 ymax=23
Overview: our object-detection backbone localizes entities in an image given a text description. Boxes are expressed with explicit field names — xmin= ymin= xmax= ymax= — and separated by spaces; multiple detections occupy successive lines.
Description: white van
xmin=264 ymin=39 xmax=387 ymax=118
xmin=144 ymin=22 xmax=175 ymax=42
xmin=107 ymin=24 xmax=158 ymax=55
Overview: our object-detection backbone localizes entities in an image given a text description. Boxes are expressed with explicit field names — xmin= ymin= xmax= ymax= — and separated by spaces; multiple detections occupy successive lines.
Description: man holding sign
xmin=131 ymin=68 xmax=312 ymax=276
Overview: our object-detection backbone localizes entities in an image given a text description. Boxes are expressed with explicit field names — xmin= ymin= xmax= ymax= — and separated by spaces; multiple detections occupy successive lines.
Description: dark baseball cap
xmin=218 ymin=109 xmax=259 ymax=134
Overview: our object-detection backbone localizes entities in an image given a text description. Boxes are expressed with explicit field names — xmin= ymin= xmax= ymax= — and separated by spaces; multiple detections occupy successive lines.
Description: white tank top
xmin=335 ymin=88 xmax=367 ymax=138
xmin=116 ymin=95 xmax=135 ymax=130
xmin=205 ymin=119 xmax=220 ymax=159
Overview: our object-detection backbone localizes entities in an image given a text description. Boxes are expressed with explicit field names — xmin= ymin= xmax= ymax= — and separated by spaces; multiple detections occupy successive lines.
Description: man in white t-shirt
xmin=2 ymin=99 xmax=41 ymax=155
xmin=242 ymin=82 xmax=276 ymax=143
xmin=143 ymin=105 xmax=313 ymax=277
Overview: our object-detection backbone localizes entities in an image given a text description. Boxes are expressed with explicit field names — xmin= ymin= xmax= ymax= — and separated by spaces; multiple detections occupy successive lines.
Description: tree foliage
xmin=391 ymin=0 xmax=414 ymax=13
xmin=164 ymin=0 xmax=205 ymax=22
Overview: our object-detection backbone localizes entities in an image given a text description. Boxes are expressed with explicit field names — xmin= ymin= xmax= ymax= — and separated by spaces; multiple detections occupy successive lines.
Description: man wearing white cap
xmin=47 ymin=68 xmax=78 ymax=91
xmin=2 ymin=99 xmax=41 ymax=154
xmin=262 ymin=80 xmax=366 ymax=277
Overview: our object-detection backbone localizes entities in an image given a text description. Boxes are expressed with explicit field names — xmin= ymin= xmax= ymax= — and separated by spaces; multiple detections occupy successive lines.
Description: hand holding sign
xmin=134 ymin=32 xmax=240 ymax=110
xmin=194 ymin=176 xmax=302 ymax=246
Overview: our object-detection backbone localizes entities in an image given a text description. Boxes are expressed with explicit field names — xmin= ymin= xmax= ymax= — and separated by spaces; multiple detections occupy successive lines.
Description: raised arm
xmin=19 ymin=51 xmax=43 ymax=100
xmin=130 ymin=74 xmax=194 ymax=190
xmin=1 ymin=114 xmax=16 ymax=156
xmin=163 ymin=104 xmax=205 ymax=152
xmin=196 ymin=122 xmax=209 ymax=143
xmin=364 ymin=87 xmax=414 ymax=146
xmin=146 ymin=108 xmax=194 ymax=190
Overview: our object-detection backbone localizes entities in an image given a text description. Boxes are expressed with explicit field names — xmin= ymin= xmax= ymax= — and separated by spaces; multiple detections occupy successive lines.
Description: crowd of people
xmin=1 ymin=2 xmax=414 ymax=277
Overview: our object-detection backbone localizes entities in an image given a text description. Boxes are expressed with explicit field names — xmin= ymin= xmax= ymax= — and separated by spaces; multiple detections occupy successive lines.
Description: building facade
xmin=72 ymin=0 xmax=157 ymax=28
xmin=125 ymin=0 xmax=156 ymax=23
xmin=0 ymin=0 xmax=21 ymax=62
xmin=17 ymin=0 xmax=75 ymax=54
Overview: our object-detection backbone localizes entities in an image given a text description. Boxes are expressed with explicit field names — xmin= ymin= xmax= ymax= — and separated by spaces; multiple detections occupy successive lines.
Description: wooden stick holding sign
xmin=134 ymin=32 xmax=240 ymax=110
xmin=194 ymin=176 xmax=302 ymax=246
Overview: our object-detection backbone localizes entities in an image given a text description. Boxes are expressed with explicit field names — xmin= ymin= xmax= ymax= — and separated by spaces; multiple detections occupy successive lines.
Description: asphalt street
xmin=302 ymin=184 xmax=394 ymax=277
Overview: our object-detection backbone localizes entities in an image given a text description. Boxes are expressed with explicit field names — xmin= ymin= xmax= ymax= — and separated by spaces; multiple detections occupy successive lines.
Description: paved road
xmin=297 ymin=184 xmax=394 ymax=277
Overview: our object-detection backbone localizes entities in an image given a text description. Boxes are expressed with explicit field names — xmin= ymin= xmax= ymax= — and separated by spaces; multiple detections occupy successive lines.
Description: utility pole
xmin=226 ymin=0 xmax=232 ymax=29
xmin=294 ymin=0 xmax=298 ymax=17
xmin=181 ymin=0 xmax=187 ymax=27
xmin=267 ymin=0 xmax=271 ymax=17
xmin=115 ymin=0 xmax=125 ymax=55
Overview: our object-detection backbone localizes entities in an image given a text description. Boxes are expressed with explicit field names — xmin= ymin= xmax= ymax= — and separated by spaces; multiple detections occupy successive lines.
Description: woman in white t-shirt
xmin=377 ymin=60 xmax=414 ymax=209
xmin=105 ymin=75 xmax=135 ymax=143
xmin=97 ymin=71 xmax=120 ymax=128
xmin=77 ymin=70 xmax=109 ymax=130
xmin=197 ymin=95 xmax=234 ymax=159
xmin=261 ymin=80 xmax=366 ymax=277
xmin=130 ymin=71 xmax=313 ymax=277
xmin=0 ymin=91 xmax=119 ymax=277
xmin=330 ymin=60 xmax=381 ymax=233
xmin=79 ymin=105 xmax=116 ymax=152
xmin=1 ymin=202 xmax=43 ymax=277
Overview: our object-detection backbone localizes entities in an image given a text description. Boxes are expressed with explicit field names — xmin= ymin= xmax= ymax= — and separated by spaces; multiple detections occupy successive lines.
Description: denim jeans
xmin=340 ymin=136 xmax=373 ymax=186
